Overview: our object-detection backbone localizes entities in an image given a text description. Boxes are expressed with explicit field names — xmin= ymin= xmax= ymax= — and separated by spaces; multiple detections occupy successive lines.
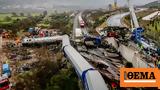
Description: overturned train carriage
xmin=22 ymin=36 xmax=62 ymax=46
xmin=21 ymin=35 xmax=108 ymax=90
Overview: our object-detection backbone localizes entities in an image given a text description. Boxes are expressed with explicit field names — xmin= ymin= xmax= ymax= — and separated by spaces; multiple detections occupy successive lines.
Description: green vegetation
xmin=123 ymin=10 xmax=160 ymax=46
xmin=31 ymin=13 xmax=41 ymax=16
xmin=1 ymin=11 xmax=76 ymax=90
xmin=15 ymin=48 xmax=80 ymax=90
xmin=144 ymin=18 xmax=160 ymax=46
xmin=0 ymin=13 xmax=12 ymax=21
xmin=83 ymin=10 xmax=111 ymax=35
xmin=144 ymin=1 xmax=160 ymax=9
xmin=0 ymin=12 xmax=45 ymax=38
xmin=35 ymin=12 xmax=73 ymax=34
xmin=46 ymin=68 xmax=80 ymax=90
xmin=16 ymin=61 xmax=79 ymax=90
xmin=123 ymin=10 xmax=155 ymax=27
xmin=36 ymin=13 xmax=51 ymax=28
xmin=37 ymin=23 xmax=50 ymax=28
xmin=0 ymin=13 xmax=26 ymax=24
xmin=148 ymin=21 xmax=160 ymax=31
xmin=93 ymin=16 xmax=106 ymax=29
xmin=47 ymin=13 xmax=73 ymax=35
xmin=0 ymin=11 xmax=72 ymax=37
xmin=0 ymin=12 xmax=40 ymax=25
xmin=86 ymin=10 xmax=107 ymax=29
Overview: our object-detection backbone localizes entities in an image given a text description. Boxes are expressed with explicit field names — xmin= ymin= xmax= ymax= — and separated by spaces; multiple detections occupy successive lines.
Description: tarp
xmin=2 ymin=64 xmax=9 ymax=70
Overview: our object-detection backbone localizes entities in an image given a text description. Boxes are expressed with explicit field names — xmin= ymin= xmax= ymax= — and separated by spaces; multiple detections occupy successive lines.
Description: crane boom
xmin=128 ymin=0 xmax=139 ymax=28
xmin=128 ymin=0 xmax=159 ymax=60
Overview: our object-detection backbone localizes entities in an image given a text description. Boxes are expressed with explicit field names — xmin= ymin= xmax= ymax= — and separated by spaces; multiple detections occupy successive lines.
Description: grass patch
xmin=0 ymin=21 xmax=12 ymax=24
xmin=123 ymin=10 xmax=160 ymax=46
xmin=0 ymin=13 xmax=26 ymax=24
xmin=31 ymin=13 xmax=40 ymax=16
xmin=123 ymin=9 xmax=156 ymax=28
xmin=37 ymin=23 xmax=50 ymax=28
xmin=0 ymin=13 xmax=40 ymax=24
xmin=148 ymin=21 xmax=160 ymax=30
xmin=0 ymin=13 xmax=12 ymax=21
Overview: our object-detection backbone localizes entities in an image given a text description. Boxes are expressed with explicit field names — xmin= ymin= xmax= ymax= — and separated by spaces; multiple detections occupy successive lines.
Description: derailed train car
xmin=21 ymin=36 xmax=62 ymax=47
xmin=21 ymin=35 xmax=109 ymax=90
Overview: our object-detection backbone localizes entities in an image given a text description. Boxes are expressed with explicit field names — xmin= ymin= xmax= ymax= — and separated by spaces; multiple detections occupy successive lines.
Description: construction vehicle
xmin=0 ymin=64 xmax=11 ymax=90
xmin=128 ymin=0 xmax=159 ymax=55
xmin=28 ymin=28 xmax=34 ymax=34
xmin=0 ymin=75 xmax=10 ymax=90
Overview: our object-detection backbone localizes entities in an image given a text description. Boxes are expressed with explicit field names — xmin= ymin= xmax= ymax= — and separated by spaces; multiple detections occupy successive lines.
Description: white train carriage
xmin=21 ymin=35 xmax=108 ymax=90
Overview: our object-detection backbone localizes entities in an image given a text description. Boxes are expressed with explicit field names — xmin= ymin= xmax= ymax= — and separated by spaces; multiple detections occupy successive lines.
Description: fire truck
xmin=0 ymin=75 xmax=10 ymax=90
xmin=0 ymin=64 xmax=11 ymax=90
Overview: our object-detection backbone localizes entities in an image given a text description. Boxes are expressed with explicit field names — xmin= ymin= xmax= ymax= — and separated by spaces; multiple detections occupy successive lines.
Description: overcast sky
xmin=53 ymin=0 xmax=157 ymax=6
xmin=0 ymin=0 xmax=157 ymax=7
xmin=45 ymin=0 xmax=157 ymax=9
xmin=0 ymin=0 xmax=157 ymax=10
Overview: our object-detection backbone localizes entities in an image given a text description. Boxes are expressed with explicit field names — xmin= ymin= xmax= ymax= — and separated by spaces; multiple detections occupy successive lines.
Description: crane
xmin=128 ymin=0 xmax=139 ymax=28
xmin=128 ymin=0 xmax=160 ymax=55
xmin=128 ymin=0 xmax=150 ymax=48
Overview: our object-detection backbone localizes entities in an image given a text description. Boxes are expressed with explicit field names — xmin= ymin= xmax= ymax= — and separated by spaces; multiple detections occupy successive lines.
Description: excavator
xmin=0 ymin=63 xmax=11 ymax=90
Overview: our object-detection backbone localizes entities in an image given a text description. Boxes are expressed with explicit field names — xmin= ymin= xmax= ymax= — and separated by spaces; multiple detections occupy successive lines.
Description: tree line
xmin=0 ymin=12 xmax=46 ymax=37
